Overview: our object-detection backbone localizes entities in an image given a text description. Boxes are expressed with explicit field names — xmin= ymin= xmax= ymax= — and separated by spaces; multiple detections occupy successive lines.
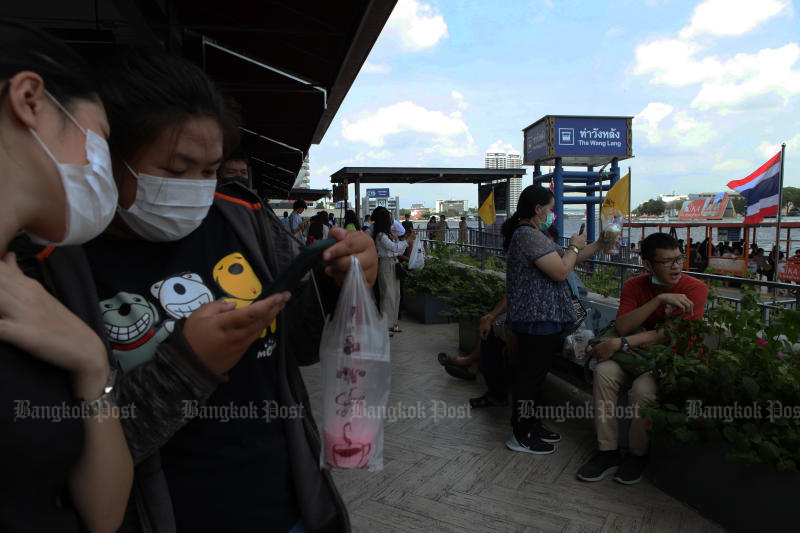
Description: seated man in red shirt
xmin=577 ymin=233 xmax=708 ymax=485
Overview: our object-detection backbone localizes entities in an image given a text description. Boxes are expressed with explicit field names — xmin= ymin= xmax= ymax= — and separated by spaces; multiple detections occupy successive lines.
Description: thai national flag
xmin=727 ymin=152 xmax=782 ymax=224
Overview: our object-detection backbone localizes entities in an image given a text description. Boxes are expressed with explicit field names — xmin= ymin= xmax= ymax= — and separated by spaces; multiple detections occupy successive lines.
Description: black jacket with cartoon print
xmin=90 ymin=182 xmax=349 ymax=533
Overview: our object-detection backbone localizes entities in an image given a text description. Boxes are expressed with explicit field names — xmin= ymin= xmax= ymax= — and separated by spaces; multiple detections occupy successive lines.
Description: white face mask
xmin=27 ymin=91 xmax=118 ymax=246
xmin=117 ymin=164 xmax=216 ymax=242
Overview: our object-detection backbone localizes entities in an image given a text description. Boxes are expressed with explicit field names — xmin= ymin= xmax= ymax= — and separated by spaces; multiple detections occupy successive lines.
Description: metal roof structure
xmin=1 ymin=0 xmax=396 ymax=199
xmin=330 ymin=167 xmax=526 ymax=184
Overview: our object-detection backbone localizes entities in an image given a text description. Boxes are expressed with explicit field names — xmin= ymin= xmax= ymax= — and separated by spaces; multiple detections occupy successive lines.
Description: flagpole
xmin=627 ymin=166 xmax=632 ymax=261
xmin=775 ymin=142 xmax=787 ymax=272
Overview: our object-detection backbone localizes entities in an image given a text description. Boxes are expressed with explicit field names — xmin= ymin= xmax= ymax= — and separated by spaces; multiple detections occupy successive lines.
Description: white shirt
xmin=391 ymin=220 xmax=406 ymax=237
xmin=376 ymin=232 xmax=407 ymax=258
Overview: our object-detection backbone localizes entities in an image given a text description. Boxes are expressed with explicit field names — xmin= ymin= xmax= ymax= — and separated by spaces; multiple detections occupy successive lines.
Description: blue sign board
xmin=553 ymin=116 xmax=628 ymax=157
xmin=524 ymin=120 xmax=548 ymax=163
xmin=523 ymin=115 xmax=632 ymax=165
xmin=367 ymin=188 xmax=390 ymax=198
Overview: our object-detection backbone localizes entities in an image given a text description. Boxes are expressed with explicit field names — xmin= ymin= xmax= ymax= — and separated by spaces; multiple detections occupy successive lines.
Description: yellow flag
xmin=478 ymin=190 xmax=496 ymax=226
xmin=601 ymin=172 xmax=630 ymax=218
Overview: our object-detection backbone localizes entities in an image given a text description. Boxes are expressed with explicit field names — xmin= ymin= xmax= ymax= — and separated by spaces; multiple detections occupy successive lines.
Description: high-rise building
xmin=484 ymin=150 xmax=507 ymax=169
xmin=294 ymin=154 xmax=311 ymax=188
xmin=506 ymin=149 xmax=523 ymax=214
xmin=484 ymin=147 xmax=523 ymax=214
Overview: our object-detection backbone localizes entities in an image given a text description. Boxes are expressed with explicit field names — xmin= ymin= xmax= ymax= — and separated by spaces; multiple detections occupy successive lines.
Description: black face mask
xmin=226 ymin=175 xmax=250 ymax=188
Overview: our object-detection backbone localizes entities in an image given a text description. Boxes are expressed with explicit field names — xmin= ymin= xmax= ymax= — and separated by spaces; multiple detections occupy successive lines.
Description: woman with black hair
xmin=84 ymin=50 xmax=376 ymax=533
xmin=0 ymin=19 xmax=132 ymax=532
xmin=344 ymin=209 xmax=359 ymax=231
xmin=502 ymin=185 xmax=603 ymax=455
xmin=373 ymin=206 xmax=406 ymax=333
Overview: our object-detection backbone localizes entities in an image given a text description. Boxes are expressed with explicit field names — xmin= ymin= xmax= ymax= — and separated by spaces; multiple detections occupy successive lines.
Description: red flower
xmin=756 ymin=338 xmax=768 ymax=347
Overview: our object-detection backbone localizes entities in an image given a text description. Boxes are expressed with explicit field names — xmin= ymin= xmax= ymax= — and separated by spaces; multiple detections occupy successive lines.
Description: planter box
xmin=648 ymin=438 xmax=800 ymax=532
xmin=404 ymin=290 xmax=452 ymax=324
xmin=458 ymin=319 xmax=479 ymax=353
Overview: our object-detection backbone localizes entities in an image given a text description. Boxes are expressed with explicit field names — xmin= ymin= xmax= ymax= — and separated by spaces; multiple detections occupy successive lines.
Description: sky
xmin=307 ymin=0 xmax=800 ymax=210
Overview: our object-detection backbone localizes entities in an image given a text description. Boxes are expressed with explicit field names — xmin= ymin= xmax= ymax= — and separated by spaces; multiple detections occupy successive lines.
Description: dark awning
xmin=1 ymin=0 xmax=396 ymax=198
xmin=287 ymin=188 xmax=331 ymax=202
xmin=330 ymin=167 xmax=527 ymax=184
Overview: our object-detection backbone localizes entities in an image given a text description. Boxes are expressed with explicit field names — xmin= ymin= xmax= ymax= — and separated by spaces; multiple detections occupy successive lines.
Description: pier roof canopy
xmin=330 ymin=167 xmax=526 ymax=184
xmin=1 ymin=0 xmax=396 ymax=199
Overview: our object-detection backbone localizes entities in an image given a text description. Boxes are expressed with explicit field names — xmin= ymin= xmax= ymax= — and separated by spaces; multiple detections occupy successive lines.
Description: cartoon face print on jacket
xmin=151 ymin=273 xmax=213 ymax=320
xmin=213 ymin=252 xmax=277 ymax=343
xmin=100 ymin=292 xmax=175 ymax=372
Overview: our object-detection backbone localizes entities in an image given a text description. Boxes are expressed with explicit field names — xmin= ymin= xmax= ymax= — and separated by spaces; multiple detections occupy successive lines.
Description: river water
xmin=415 ymin=217 xmax=800 ymax=253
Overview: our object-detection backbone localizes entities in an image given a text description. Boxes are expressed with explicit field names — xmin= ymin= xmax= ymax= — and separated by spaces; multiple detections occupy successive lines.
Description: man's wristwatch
xmin=620 ymin=337 xmax=630 ymax=352
xmin=568 ymin=244 xmax=580 ymax=255
xmin=77 ymin=369 xmax=117 ymax=417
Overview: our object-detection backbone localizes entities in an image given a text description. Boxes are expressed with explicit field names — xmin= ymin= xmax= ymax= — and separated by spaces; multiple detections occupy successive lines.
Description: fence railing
xmin=412 ymin=229 xmax=800 ymax=319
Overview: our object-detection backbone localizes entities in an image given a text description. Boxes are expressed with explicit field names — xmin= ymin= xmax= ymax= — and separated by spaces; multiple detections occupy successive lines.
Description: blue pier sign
xmin=523 ymin=115 xmax=633 ymax=166
xmin=366 ymin=188 xmax=390 ymax=198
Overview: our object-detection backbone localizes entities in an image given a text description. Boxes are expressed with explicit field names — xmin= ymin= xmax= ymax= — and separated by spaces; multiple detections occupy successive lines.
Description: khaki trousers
xmin=378 ymin=257 xmax=400 ymax=324
xmin=593 ymin=360 xmax=658 ymax=456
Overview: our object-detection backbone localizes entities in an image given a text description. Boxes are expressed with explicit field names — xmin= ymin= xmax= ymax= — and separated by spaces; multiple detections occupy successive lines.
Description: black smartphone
xmin=264 ymin=237 xmax=337 ymax=295
xmin=579 ymin=223 xmax=586 ymax=234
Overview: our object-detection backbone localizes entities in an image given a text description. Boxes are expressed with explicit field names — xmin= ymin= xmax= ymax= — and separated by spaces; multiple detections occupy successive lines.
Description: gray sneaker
xmin=506 ymin=433 xmax=556 ymax=455
xmin=614 ymin=454 xmax=648 ymax=485
xmin=576 ymin=450 xmax=621 ymax=482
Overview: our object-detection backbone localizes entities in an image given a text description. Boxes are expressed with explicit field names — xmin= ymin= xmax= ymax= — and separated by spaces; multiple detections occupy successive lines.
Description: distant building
xmin=658 ymin=193 xmax=688 ymax=204
xmin=484 ymin=147 xmax=523 ymax=214
xmin=362 ymin=195 xmax=400 ymax=220
xmin=435 ymin=199 xmax=468 ymax=215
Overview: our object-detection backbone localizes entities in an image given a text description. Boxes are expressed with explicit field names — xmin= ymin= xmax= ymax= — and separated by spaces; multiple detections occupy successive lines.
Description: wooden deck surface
xmin=301 ymin=320 xmax=726 ymax=533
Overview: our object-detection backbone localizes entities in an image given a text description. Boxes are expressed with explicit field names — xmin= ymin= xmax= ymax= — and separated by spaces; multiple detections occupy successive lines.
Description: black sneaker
xmin=614 ymin=454 xmax=648 ymax=485
xmin=506 ymin=432 xmax=556 ymax=455
xmin=576 ymin=450 xmax=621 ymax=482
xmin=533 ymin=423 xmax=561 ymax=444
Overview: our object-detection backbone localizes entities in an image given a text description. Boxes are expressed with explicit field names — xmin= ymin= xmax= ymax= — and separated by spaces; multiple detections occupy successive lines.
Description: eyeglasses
xmin=652 ymin=255 xmax=686 ymax=267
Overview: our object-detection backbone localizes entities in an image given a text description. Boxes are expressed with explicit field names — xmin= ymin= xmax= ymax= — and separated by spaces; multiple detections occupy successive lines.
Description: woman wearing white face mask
xmin=501 ymin=185 xmax=603 ymax=457
xmin=0 ymin=20 xmax=133 ymax=533
xmin=85 ymin=51 xmax=377 ymax=533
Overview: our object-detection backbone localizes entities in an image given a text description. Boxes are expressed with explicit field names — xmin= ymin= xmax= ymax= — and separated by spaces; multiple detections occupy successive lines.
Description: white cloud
xmin=362 ymin=62 xmax=391 ymax=74
xmin=680 ymin=0 xmax=788 ymax=39
xmin=758 ymin=133 xmax=800 ymax=159
xmin=634 ymin=104 xmax=716 ymax=149
xmin=634 ymin=102 xmax=673 ymax=144
xmin=670 ymin=111 xmax=717 ymax=147
xmin=692 ymin=44 xmax=800 ymax=111
xmin=340 ymin=101 xmax=476 ymax=158
xmin=635 ymin=39 xmax=719 ymax=86
xmin=486 ymin=139 xmax=514 ymax=153
xmin=604 ymin=27 xmax=622 ymax=39
xmin=386 ymin=0 xmax=448 ymax=50
xmin=451 ymin=90 xmax=468 ymax=109
xmin=712 ymin=159 xmax=752 ymax=172
xmin=634 ymin=1 xmax=800 ymax=113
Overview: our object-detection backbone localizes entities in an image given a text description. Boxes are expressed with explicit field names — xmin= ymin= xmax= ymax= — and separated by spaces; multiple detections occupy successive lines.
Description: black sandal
xmin=444 ymin=365 xmax=477 ymax=381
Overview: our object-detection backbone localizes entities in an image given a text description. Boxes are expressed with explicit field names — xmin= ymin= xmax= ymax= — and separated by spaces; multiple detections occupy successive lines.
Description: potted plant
xmin=641 ymin=285 xmax=800 ymax=532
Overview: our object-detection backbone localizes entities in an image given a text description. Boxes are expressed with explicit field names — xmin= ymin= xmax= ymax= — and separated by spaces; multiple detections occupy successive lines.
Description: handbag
xmin=559 ymin=273 xmax=587 ymax=337
xmin=583 ymin=322 xmax=654 ymax=384
xmin=395 ymin=261 xmax=408 ymax=280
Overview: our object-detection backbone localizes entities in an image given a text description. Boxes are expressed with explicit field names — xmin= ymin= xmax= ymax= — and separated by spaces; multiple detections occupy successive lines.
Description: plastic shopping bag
xmin=407 ymin=238 xmax=425 ymax=270
xmin=320 ymin=256 xmax=391 ymax=471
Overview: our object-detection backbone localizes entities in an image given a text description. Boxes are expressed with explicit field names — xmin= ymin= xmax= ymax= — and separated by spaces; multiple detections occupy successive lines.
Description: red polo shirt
xmin=617 ymin=273 xmax=708 ymax=330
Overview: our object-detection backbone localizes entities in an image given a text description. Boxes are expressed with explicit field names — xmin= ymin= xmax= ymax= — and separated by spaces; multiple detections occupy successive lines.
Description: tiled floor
xmin=301 ymin=320 xmax=725 ymax=533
